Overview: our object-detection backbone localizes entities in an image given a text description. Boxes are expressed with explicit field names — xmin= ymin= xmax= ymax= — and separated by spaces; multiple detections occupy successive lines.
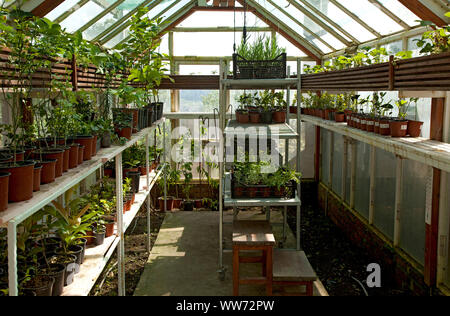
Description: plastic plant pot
xmin=0 ymin=160 xmax=35 ymax=202
xmin=68 ymin=143 xmax=79 ymax=169
xmin=37 ymin=263 xmax=65 ymax=296
xmin=38 ymin=159 xmax=57 ymax=184
xmin=36 ymin=148 xmax=64 ymax=178
xmin=33 ymin=164 xmax=42 ymax=192
xmin=407 ymin=120 xmax=424 ymax=137
xmin=94 ymin=225 xmax=106 ymax=246
xmin=74 ymin=136 xmax=94 ymax=161
xmin=77 ymin=145 xmax=85 ymax=165
xmin=0 ymin=172 xmax=10 ymax=212
xmin=390 ymin=119 xmax=408 ymax=137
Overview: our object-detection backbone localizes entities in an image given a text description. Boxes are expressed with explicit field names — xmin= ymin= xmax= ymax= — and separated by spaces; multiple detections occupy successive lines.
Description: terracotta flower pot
xmin=335 ymin=113 xmax=345 ymax=123
xmin=360 ymin=117 xmax=367 ymax=131
xmin=33 ymin=165 xmax=42 ymax=192
xmin=74 ymin=136 xmax=94 ymax=161
xmin=91 ymin=135 xmax=98 ymax=157
xmin=68 ymin=143 xmax=79 ymax=169
xmin=366 ymin=118 xmax=374 ymax=132
xmin=158 ymin=197 xmax=174 ymax=211
xmin=173 ymin=198 xmax=182 ymax=209
xmin=0 ymin=160 xmax=35 ymax=202
xmin=379 ymin=119 xmax=391 ymax=136
xmin=233 ymin=186 xmax=245 ymax=198
xmin=374 ymin=119 xmax=380 ymax=134
xmin=77 ymin=146 xmax=84 ymax=165
xmin=272 ymin=111 xmax=286 ymax=123
xmin=390 ymin=120 xmax=408 ymax=137
xmin=407 ymin=120 xmax=424 ymax=137
xmin=62 ymin=146 xmax=70 ymax=173
xmin=261 ymin=187 xmax=271 ymax=198
xmin=105 ymin=222 xmax=115 ymax=238
xmin=117 ymin=127 xmax=132 ymax=140
xmin=38 ymin=159 xmax=57 ymax=184
xmin=248 ymin=187 xmax=258 ymax=198
xmin=289 ymin=106 xmax=298 ymax=114
xmin=249 ymin=112 xmax=261 ymax=124
xmin=194 ymin=200 xmax=202 ymax=209
xmin=0 ymin=172 xmax=10 ymax=212
xmin=236 ymin=111 xmax=249 ymax=124
xmin=36 ymin=149 xmax=64 ymax=178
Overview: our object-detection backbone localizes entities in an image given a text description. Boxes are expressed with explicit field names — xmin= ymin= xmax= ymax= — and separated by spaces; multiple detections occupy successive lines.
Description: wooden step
xmin=273 ymin=250 xmax=317 ymax=282
xmin=232 ymin=220 xmax=276 ymax=246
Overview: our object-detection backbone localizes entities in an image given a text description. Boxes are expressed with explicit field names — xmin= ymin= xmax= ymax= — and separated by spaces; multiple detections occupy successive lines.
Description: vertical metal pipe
xmin=115 ymin=153 xmax=125 ymax=296
xmin=369 ymin=145 xmax=376 ymax=225
xmin=219 ymin=59 xmax=225 ymax=269
xmin=342 ymin=137 xmax=348 ymax=200
xmin=297 ymin=58 xmax=301 ymax=251
xmin=146 ymin=133 xmax=151 ymax=252
xmin=8 ymin=220 xmax=17 ymax=296
xmin=163 ymin=121 xmax=167 ymax=212
xmin=350 ymin=140 xmax=357 ymax=209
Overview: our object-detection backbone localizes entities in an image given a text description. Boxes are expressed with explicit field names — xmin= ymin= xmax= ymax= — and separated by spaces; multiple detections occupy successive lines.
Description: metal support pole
xmin=8 ymin=220 xmax=17 ymax=296
xmin=297 ymin=58 xmax=302 ymax=251
xmin=115 ymin=153 xmax=125 ymax=296
xmin=350 ymin=140 xmax=357 ymax=209
xmin=163 ymin=122 xmax=167 ymax=212
xmin=146 ymin=133 xmax=151 ymax=252
xmin=342 ymin=137 xmax=349 ymax=200
xmin=369 ymin=145 xmax=376 ymax=225
xmin=219 ymin=59 xmax=226 ymax=270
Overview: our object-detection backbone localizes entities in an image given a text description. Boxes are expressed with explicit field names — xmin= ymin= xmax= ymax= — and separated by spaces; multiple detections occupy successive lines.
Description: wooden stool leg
xmin=233 ymin=246 xmax=240 ymax=296
xmin=266 ymin=247 xmax=273 ymax=296
xmin=306 ymin=282 xmax=313 ymax=296
xmin=262 ymin=250 xmax=267 ymax=277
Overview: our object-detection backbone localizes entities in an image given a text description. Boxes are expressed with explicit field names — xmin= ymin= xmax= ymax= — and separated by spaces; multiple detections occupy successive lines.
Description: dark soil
xmin=89 ymin=203 xmax=165 ymax=296
xmin=287 ymin=196 xmax=410 ymax=296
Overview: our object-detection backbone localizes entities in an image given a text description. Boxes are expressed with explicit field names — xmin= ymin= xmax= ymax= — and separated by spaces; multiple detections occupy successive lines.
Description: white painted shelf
xmin=222 ymin=78 xmax=299 ymax=89
xmin=0 ymin=119 xmax=165 ymax=227
xmin=225 ymin=120 xmax=299 ymax=139
xmin=302 ymin=115 xmax=450 ymax=173
xmin=61 ymin=167 xmax=164 ymax=296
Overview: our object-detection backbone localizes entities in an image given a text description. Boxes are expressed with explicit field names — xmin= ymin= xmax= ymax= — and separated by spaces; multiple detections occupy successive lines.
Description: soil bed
xmin=89 ymin=204 xmax=165 ymax=296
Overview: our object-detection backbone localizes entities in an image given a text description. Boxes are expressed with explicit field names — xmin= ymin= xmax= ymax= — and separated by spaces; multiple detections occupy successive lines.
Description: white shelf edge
xmin=302 ymin=115 xmax=450 ymax=173
xmin=61 ymin=168 xmax=164 ymax=296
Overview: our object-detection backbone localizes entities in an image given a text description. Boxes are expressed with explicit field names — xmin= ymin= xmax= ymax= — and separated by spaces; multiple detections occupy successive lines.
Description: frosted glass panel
xmin=332 ymin=133 xmax=344 ymax=197
xmin=355 ymin=141 xmax=370 ymax=219
xmin=400 ymin=159 xmax=428 ymax=264
xmin=321 ymin=129 xmax=330 ymax=185
xmin=345 ymin=142 xmax=351 ymax=203
xmin=297 ymin=121 xmax=315 ymax=179
xmin=373 ymin=149 xmax=396 ymax=239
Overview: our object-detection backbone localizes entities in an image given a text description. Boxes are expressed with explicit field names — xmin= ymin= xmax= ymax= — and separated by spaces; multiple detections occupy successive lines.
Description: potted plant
xmin=390 ymin=99 xmax=409 ymax=137
xmin=235 ymin=93 xmax=252 ymax=124
xmin=181 ymin=161 xmax=194 ymax=211
xmin=272 ymin=92 xmax=287 ymax=123
xmin=405 ymin=98 xmax=423 ymax=137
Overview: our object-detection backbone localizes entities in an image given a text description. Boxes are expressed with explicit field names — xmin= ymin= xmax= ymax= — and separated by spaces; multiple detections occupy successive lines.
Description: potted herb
xmin=272 ymin=92 xmax=287 ymax=123
xmin=390 ymin=99 xmax=409 ymax=137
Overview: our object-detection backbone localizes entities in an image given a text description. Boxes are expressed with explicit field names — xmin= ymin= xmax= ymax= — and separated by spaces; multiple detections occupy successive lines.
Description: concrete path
xmin=134 ymin=211 xmax=328 ymax=296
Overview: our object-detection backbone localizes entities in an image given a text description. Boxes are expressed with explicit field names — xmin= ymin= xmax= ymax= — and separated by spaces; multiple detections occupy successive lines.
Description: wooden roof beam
xmin=31 ymin=0 xmax=64 ymax=17
xmin=397 ymin=0 xmax=447 ymax=26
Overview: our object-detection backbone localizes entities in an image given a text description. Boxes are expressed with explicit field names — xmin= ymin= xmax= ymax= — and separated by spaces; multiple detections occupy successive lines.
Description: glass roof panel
xmin=306 ymin=0 xmax=376 ymax=42
xmin=335 ymin=0 xmax=404 ymax=35
xmin=104 ymin=25 xmax=130 ymax=48
xmin=82 ymin=0 xmax=145 ymax=40
xmin=45 ymin=0 xmax=80 ymax=21
xmin=376 ymin=0 xmax=421 ymax=26
xmin=179 ymin=11 xmax=267 ymax=28
xmin=59 ymin=1 xmax=108 ymax=33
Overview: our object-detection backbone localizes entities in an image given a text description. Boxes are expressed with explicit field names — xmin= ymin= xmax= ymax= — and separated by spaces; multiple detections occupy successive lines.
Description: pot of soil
xmin=21 ymin=275 xmax=54 ymax=296
xmin=248 ymin=187 xmax=258 ymax=198
xmin=194 ymin=200 xmax=203 ymax=209
xmin=379 ymin=118 xmax=391 ymax=136
xmin=35 ymin=159 xmax=57 ymax=185
xmin=173 ymin=198 xmax=183 ymax=209
xmin=126 ymin=171 xmax=141 ymax=194
xmin=183 ymin=200 xmax=194 ymax=212
xmin=236 ymin=110 xmax=249 ymax=124
xmin=374 ymin=118 xmax=380 ymax=134
xmin=37 ymin=237 xmax=62 ymax=252
xmin=139 ymin=166 xmax=148 ymax=176
xmin=35 ymin=148 xmax=64 ymax=178
xmin=158 ymin=196 xmax=174 ymax=211
xmin=289 ymin=106 xmax=298 ymax=114
xmin=49 ymin=254 xmax=77 ymax=287
xmin=94 ymin=225 xmax=106 ymax=246
xmin=335 ymin=112 xmax=345 ymax=123
xmin=146 ymin=106 xmax=155 ymax=126
xmin=273 ymin=187 xmax=286 ymax=198
xmin=344 ymin=110 xmax=352 ymax=122
xmin=85 ymin=230 xmax=95 ymax=246
xmin=104 ymin=168 xmax=114 ymax=178
xmin=0 ymin=153 xmax=13 ymax=164
xmin=74 ymin=136 xmax=94 ymax=161
xmin=366 ymin=117 xmax=375 ymax=132
xmin=90 ymin=135 xmax=98 ymax=157
xmin=0 ymin=172 xmax=10 ymax=212
xmin=62 ymin=146 xmax=70 ymax=173
xmin=0 ymin=149 xmax=25 ymax=162
xmin=249 ymin=111 xmax=261 ymax=124
xmin=76 ymin=238 xmax=87 ymax=263
xmin=407 ymin=120 xmax=424 ymax=137
xmin=153 ymin=102 xmax=164 ymax=121
xmin=77 ymin=145 xmax=85 ymax=165
xmin=360 ymin=116 xmax=367 ymax=131
xmin=324 ymin=109 xmax=331 ymax=120
xmin=261 ymin=186 xmax=271 ymax=198
xmin=104 ymin=220 xmax=115 ymax=238
xmin=55 ymin=244 xmax=83 ymax=274
xmin=124 ymin=109 xmax=139 ymax=133
xmin=37 ymin=263 xmax=65 ymax=296
xmin=101 ymin=132 xmax=112 ymax=148
xmin=272 ymin=111 xmax=286 ymax=124
xmin=0 ymin=160 xmax=35 ymax=202
xmin=116 ymin=126 xmax=132 ymax=140
xmin=68 ymin=143 xmax=79 ymax=169
xmin=233 ymin=186 xmax=245 ymax=198
xmin=328 ymin=110 xmax=336 ymax=121
xmin=390 ymin=119 xmax=408 ymax=137
xmin=261 ymin=111 xmax=273 ymax=124
xmin=33 ymin=164 xmax=42 ymax=192
xmin=123 ymin=167 xmax=139 ymax=181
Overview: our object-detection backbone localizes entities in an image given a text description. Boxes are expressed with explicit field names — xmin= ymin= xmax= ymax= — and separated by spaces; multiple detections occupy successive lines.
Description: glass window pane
xmin=179 ymin=11 xmax=267 ymax=28
xmin=321 ymin=129 xmax=330 ymax=185
xmin=400 ymin=159 xmax=428 ymax=265
xmin=373 ymin=149 xmax=396 ymax=239
xmin=180 ymin=90 xmax=219 ymax=112
xmin=332 ymin=133 xmax=344 ymax=197
xmin=355 ymin=141 xmax=370 ymax=219
xmin=336 ymin=0 xmax=403 ymax=35
xmin=60 ymin=1 xmax=106 ymax=33
xmin=377 ymin=0 xmax=421 ymax=26
xmin=179 ymin=65 xmax=219 ymax=75
xmin=345 ymin=141 xmax=351 ymax=203
xmin=45 ymin=0 xmax=80 ymax=21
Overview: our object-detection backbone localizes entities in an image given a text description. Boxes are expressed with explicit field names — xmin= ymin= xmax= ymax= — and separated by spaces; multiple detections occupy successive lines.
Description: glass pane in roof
xmin=82 ymin=0 xmax=145 ymax=41
xmin=308 ymin=0 xmax=375 ymax=42
xmin=335 ymin=0 xmax=403 ymax=35
xmin=377 ymin=0 xmax=421 ymax=26
xmin=45 ymin=0 xmax=80 ymax=21
xmin=104 ymin=25 xmax=130 ymax=48
xmin=60 ymin=1 xmax=107 ymax=33
xmin=146 ymin=0 xmax=191 ymax=20
xmin=179 ymin=11 xmax=267 ymax=28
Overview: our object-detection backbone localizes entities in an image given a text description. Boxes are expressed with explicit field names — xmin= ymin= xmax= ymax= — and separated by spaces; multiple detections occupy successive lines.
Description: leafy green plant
xmin=237 ymin=33 xmax=286 ymax=60
xmin=415 ymin=15 xmax=450 ymax=54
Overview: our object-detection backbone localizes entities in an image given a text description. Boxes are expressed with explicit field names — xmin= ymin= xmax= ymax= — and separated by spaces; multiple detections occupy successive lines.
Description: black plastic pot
xmin=50 ymin=254 xmax=77 ymax=287
xmin=55 ymin=244 xmax=83 ymax=274
xmin=22 ymin=275 xmax=54 ymax=296
xmin=261 ymin=111 xmax=273 ymax=124
xmin=101 ymin=133 xmax=112 ymax=148
xmin=184 ymin=200 xmax=194 ymax=212
xmin=38 ymin=263 xmax=65 ymax=296
xmin=77 ymin=238 xmax=87 ymax=263
xmin=126 ymin=171 xmax=141 ymax=193
xmin=94 ymin=226 xmax=106 ymax=246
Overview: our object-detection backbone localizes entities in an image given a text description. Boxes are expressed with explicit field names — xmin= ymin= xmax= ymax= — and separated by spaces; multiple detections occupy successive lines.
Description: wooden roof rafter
xmin=397 ymin=0 xmax=448 ymax=26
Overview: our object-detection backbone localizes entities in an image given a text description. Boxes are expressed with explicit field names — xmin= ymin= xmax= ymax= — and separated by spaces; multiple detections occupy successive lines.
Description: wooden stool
xmin=232 ymin=221 xmax=275 ymax=296
xmin=273 ymin=250 xmax=318 ymax=296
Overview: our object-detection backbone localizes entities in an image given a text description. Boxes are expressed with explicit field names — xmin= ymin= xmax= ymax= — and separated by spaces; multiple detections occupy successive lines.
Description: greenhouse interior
xmin=0 ymin=0 xmax=449 ymax=299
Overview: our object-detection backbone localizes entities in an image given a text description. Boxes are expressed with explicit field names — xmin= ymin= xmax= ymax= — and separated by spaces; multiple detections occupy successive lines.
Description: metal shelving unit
xmin=218 ymin=59 xmax=303 ymax=273
xmin=4 ymin=118 xmax=167 ymax=296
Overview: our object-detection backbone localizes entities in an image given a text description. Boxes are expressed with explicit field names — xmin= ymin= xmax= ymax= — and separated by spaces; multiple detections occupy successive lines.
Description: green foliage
xmin=415 ymin=18 xmax=450 ymax=54
xmin=237 ymin=33 xmax=286 ymax=60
